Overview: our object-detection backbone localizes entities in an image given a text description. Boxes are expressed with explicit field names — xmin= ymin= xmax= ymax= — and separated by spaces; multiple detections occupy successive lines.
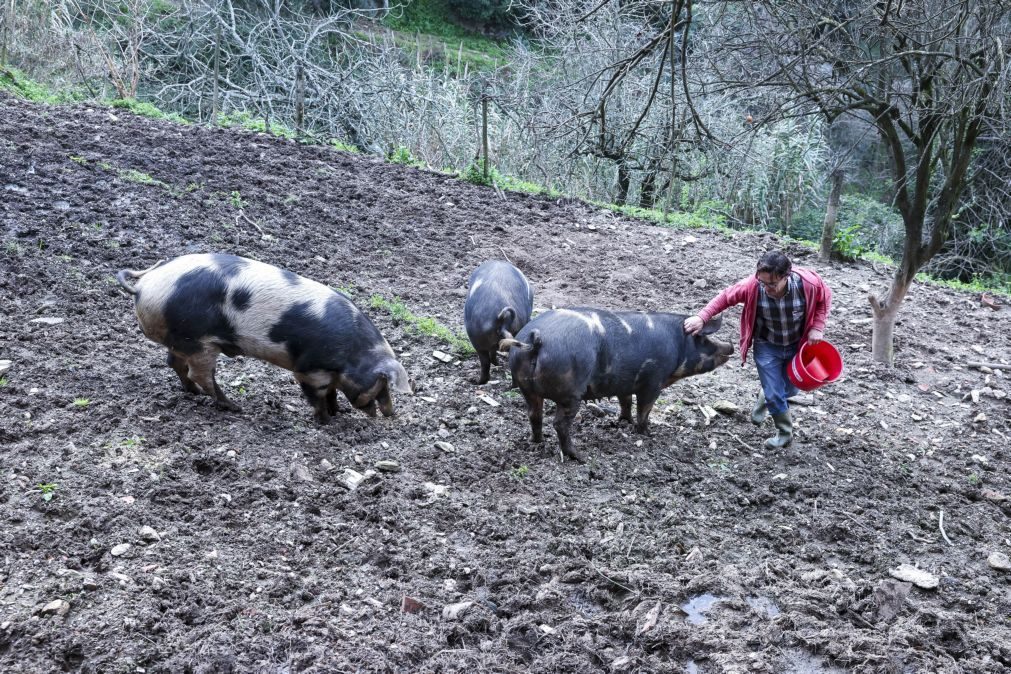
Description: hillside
xmin=1 ymin=93 xmax=1009 ymax=672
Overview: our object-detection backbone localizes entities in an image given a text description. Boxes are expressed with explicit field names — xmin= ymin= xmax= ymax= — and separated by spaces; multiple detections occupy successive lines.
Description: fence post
xmin=211 ymin=24 xmax=221 ymax=125
xmin=482 ymin=94 xmax=489 ymax=182
xmin=294 ymin=64 xmax=305 ymax=139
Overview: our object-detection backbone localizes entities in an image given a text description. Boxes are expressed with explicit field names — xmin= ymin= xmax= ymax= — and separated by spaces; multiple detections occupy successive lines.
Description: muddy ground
xmin=1 ymin=93 xmax=1009 ymax=673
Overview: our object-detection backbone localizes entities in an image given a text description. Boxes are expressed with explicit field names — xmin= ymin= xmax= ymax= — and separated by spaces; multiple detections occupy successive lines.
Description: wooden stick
xmin=966 ymin=362 xmax=1011 ymax=371
xmin=938 ymin=509 xmax=953 ymax=546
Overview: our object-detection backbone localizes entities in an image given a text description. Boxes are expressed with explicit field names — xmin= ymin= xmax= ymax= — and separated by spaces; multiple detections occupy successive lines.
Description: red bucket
xmin=788 ymin=340 xmax=843 ymax=391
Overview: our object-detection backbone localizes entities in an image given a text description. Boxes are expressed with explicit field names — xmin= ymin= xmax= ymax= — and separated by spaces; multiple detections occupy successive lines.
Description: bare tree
xmin=704 ymin=1 xmax=1011 ymax=364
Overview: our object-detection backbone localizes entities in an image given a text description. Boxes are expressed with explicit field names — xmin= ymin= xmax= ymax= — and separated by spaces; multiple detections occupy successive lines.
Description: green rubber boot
xmin=764 ymin=412 xmax=793 ymax=449
xmin=751 ymin=391 xmax=768 ymax=425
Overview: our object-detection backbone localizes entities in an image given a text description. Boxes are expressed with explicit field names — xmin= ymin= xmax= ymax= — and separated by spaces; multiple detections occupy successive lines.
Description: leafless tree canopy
xmin=6 ymin=1 xmax=1010 ymax=355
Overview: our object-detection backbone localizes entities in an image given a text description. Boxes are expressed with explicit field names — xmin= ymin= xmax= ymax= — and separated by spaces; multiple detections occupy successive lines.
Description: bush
xmin=446 ymin=0 xmax=514 ymax=27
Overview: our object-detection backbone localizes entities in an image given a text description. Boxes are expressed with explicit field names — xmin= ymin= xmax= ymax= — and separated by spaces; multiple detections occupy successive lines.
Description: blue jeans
xmin=753 ymin=340 xmax=799 ymax=415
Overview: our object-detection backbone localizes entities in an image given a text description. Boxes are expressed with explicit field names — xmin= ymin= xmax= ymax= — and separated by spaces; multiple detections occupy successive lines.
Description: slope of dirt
xmin=1 ymin=93 xmax=1009 ymax=673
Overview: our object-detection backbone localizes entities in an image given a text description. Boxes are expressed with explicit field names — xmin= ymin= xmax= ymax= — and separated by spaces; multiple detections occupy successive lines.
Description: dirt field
xmin=1 ymin=93 xmax=1009 ymax=673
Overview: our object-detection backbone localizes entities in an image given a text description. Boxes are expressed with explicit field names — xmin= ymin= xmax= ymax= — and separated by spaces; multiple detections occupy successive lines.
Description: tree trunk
xmin=639 ymin=170 xmax=657 ymax=208
xmin=869 ymin=271 xmax=912 ymax=365
xmin=819 ymin=168 xmax=844 ymax=261
xmin=616 ymin=160 xmax=631 ymax=205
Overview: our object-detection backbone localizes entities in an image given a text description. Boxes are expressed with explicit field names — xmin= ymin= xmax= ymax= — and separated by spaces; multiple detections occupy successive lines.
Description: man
xmin=684 ymin=250 xmax=832 ymax=449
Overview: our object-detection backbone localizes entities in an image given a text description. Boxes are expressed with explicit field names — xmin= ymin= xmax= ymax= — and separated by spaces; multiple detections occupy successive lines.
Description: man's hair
xmin=757 ymin=250 xmax=792 ymax=277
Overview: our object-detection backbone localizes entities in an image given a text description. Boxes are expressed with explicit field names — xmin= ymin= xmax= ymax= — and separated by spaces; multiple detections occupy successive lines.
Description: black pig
xmin=502 ymin=308 xmax=733 ymax=462
xmin=117 ymin=254 xmax=411 ymax=422
xmin=463 ymin=260 xmax=534 ymax=384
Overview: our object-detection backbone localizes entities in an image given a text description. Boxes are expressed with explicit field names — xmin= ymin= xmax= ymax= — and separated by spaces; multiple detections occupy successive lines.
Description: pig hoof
xmin=217 ymin=401 xmax=242 ymax=413
xmin=531 ymin=433 xmax=544 ymax=443
xmin=474 ymin=376 xmax=490 ymax=385
xmin=564 ymin=449 xmax=588 ymax=464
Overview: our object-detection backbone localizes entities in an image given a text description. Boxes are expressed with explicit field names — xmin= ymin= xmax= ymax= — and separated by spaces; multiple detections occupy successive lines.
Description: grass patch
xmin=218 ymin=111 xmax=297 ymax=138
xmin=383 ymin=0 xmax=511 ymax=73
xmin=73 ymin=398 xmax=91 ymax=408
xmin=0 ymin=67 xmax=78 ymax=103
xmin=369 ymin=293 xmax=474 ymax=354
xmin=109 ymin=98 xmax=189 ymax=124
xmin=599 ymin=199 xmax=730 ymax=231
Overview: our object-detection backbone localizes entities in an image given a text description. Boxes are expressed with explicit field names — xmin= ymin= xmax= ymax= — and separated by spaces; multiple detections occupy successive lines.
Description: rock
xmin=710 ymin=400 xmax=740 ymax=415
xmin=30 ymin=317 xmax=65 ymax=325
xmin=478 ymin=394 xmax=500 ymax=407
xmin=291 ymin=463 xmax=314 ymax=482
xmin=442 ymin=600 xmax=473 ymax=620
xmin=889 ymin=564 xmax=939 ymax=589
xmin=40 ymin=599 xmax=70 ymax=617
xmin=974 ymin=413 xmax=987 ymax=423
xmin=375 ymin=460 xmax=401 ymax=473
xmin=432 ymin=350 xmax=454 ymax=363
xmin=336 ymin=468 xmax=365 ymax=491
xmin=319 ymin=458 xmax=334 ymax=472
xmin=611 ymin=655 xmax=634 ymax=671
xmin=685 ymin=546 xmax=703 ymax=565
xmin=434 ymin=441 xmax=454 ymax=453
xmin=981 ymin=488 xmax=1008 ymax=503
xmin=585 ymin=402 xmax=608 ymax=417
xmin=139 ymin=526 xmax=160 ymax=543
xmin=787 ymin=393 xmax=816 ymax=406
xmin=401 ymin=595 xmax=425 ymax=614
xmin=0 ymin=360 xmax=11 ymax=375
xmin=110 ymin=543 xmax=131 ymax=557
xmin=418 ymin=395 xmax=438 ymax=403
xmin=987 ymin=552 xmax=1010 ymax=571
xmin=82 ymin=577 xmax=99 ymax=591
xmin=423 ymin=482 xmax=449 ymax=497
xmin=896 ymin=394 xmax=911 ymax=403
xmin=693 ymin=278 xmax=707 ymax=289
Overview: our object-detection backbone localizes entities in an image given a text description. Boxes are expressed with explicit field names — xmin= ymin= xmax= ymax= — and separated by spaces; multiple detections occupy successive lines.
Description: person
xmin=684 ymin=250 xmax=832 ymax=449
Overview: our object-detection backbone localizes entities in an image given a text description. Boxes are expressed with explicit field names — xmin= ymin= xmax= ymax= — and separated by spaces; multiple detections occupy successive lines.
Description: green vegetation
xmin=383 ymin=0 xmax=511 ymax=73
xmin=329 ymin=138 xmax=360 ymax=154
xmin=389 ymin=146 xmax=425 ymax=167
xmin=369 ymin=294 xmax=474 ymax=354
xmin=38 ymin=482 xmax=58 ymax=502
xmin=120 ymin=169 xmax=167 ymax=188
xmin=109 ymin=98 xmax=189 ymax=124
xmin=73 ymin=398 xmax=91 ymax=408
xmin=218 ymin=110 xmax=296 ymax=138
xmin=0 ymin=67 xmax=78 ymax=103
xmin=509 ymin=464 xmax=530 ymax=480
xmin=0 ymin=377 xmax=8 ymax=387
xmin=229 ymin=190 xmax=246 ymax=209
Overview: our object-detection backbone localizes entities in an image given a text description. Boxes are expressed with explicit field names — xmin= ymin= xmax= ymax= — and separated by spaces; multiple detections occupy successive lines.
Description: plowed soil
xmin=1 ymin=93 xmax=1009 ymax=673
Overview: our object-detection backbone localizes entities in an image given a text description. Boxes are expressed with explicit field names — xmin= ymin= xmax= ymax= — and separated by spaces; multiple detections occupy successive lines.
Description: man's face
xmin=756 ymin=271 xmax=789 ymax=299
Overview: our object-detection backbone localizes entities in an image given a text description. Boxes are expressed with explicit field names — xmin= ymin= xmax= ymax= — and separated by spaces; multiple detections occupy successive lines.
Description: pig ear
xmin=699 ymin=315 xmax=723 ymax=336
xmin=354 ymin=375 xmax=387 ymax=408
xmin=386 ymin=362 xmax=413 ymax=394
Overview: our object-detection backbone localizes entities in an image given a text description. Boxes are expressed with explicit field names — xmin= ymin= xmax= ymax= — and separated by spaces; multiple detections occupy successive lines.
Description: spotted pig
xmin=117 ymin=254 xmax=411 ymax=422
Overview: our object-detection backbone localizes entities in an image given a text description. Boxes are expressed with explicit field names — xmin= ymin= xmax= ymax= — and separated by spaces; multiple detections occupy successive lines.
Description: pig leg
xmin=521 ymin=390 xmax=544 ymax=443
xmin=476 ymin=351 xmax=492 ymax=385
xmin=618 ymin=395 xmax=634 ymax=424
xmin=325 ymin=386 xmax=338 ymax=417
xmin=553 ymin=399 xmax=587 ymax=463
xmin=296 ymin=375 xmax=331 ymax=424
xmin=186 ymin=347 xmax=241 ymax=412
xmin=634 ymin=392 xmax=659 ymax=434
xmin=167 ymin=351 xmax=201 ymax=394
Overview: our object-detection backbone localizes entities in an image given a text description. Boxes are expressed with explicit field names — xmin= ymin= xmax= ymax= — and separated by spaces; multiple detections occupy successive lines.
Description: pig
xmin=502 ymin=308 xmax=733 ymax=462
xmin=463 ymin=260 xmax=534 ymax=384
xmin=116 ymin=253 xmax=412 ymax=422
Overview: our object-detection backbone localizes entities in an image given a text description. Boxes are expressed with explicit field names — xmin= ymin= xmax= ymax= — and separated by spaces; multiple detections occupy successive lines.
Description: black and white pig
xmin=502 ymin=308 xmax=733 ymax=462
xmin=463 ymin=260 xmax=534 ymax=384
xmin=117 ymin=254 xmax=411 ymax=423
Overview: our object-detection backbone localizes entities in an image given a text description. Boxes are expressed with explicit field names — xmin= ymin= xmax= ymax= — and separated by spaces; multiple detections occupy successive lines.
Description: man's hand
xmin=807 ymin=329 xmax=823 ymax=344
xmin=684 ymin=316 xmax=705 ymax=335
